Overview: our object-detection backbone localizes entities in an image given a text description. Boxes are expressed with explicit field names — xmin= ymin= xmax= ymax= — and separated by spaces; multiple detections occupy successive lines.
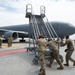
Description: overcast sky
xmin=0 ymin=0 xmax=75 ymax=27
xmin=0 ymin=0 xmax=75 ymax=38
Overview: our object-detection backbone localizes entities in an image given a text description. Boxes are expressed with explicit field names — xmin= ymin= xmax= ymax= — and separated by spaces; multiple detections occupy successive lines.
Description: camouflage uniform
xmin=62 ymin=38 xmax=75 ymax=66
xmin=47 ymin=40 xmax=64 ymax=70
xmin=8 ymin=36 xmax=12 ymax=47
xmin=0 ymin=37 xmax=2 ymax=48
xmin=36 ymin=38 xmax=47 ymax=75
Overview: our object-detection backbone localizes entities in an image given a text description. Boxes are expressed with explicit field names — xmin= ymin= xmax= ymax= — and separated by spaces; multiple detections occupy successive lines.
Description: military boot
xmin=57 ymin=66 xmax=64 ymax=70
xmin=64 ymin=63 xmax=69 ymax=66
xmin=39 ymin=69 xmax=46 ymax=75
xmin=43 ymin=70 xmax=46 ymax=75
xmin=73 ymin=62 xmax=75 ymax=66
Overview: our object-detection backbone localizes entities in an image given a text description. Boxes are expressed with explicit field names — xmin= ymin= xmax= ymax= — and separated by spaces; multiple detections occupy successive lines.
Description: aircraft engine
xmin=4 ymin=31 xmax=18 ymax=40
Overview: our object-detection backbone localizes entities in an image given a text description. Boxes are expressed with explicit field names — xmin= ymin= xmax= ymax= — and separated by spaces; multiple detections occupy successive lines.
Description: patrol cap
xmin=39 ymin=34 xmax=44 ymax=38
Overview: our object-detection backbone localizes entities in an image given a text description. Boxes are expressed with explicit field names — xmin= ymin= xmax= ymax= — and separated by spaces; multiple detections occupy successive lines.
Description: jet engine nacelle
xmin=4 ymin=31 xmax=18 ymax=40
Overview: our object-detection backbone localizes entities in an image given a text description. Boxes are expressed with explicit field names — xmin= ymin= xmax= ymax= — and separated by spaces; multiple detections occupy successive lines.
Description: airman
xmin=0 ymin=36 xmax=2 ymax=48
xmin=8 ymin=36 xmax=12 ymax=47
xmin=61 ymin=35 xmax=75 ymax=66
xmin=47 ymin=38 xmax=64 ymax=70
xmin=36 ymin=34 xmax=47 ymax=75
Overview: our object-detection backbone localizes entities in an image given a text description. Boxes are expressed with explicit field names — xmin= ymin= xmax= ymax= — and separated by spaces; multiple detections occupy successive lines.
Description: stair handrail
xmin=44 ymin=16 xmax=58 ymax=38
xmin=33 ymin=15 xmax=40 ymax=37
xmin=41 ymin=16 xmax=52 ymax=38
xmin=30 ymin=15 xmax=37 ymax=40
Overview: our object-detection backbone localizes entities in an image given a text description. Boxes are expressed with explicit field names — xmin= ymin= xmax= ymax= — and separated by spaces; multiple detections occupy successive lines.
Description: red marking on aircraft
xmin=0 ymin=49 xmax=27 ymax=57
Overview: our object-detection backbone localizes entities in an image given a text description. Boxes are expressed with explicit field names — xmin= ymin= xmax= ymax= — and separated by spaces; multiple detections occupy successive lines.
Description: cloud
xmin=0 ymin=0 xmax=16 ymax=12
xmin=0 ymin=0 xmax=75 ymax=26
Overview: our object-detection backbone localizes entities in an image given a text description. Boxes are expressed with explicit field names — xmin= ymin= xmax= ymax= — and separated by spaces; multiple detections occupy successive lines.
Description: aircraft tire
xmin=19 ymin=40 xmax=26 ymax=42
xmin=2 ymin=40 xmax=8 ymax=43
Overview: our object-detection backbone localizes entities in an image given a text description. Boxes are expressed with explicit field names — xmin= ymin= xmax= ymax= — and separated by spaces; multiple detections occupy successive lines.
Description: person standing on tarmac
xmin=36 ymin=34 xmax=47 ymax=75
xmin=61 ymin=35 xmax=75 ymax=66
xmin=0 ymin=36 xmax=2 ymax=48
xmin=47 ymin=38 xmax=64 ymax=70
xmin=8 ymin=36 xmax=12 ymax=47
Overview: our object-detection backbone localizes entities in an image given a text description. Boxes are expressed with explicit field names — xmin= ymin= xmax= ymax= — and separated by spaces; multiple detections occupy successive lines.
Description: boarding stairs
xmin=30 ymin=15 xmax=52 ymax=41
xmin=26 ymin=4 xmax=59 ymax=52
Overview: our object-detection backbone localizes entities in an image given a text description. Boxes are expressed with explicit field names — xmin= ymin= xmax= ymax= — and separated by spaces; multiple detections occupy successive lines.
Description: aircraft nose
xmin=70 ymin=25 xmax=75 ymax=34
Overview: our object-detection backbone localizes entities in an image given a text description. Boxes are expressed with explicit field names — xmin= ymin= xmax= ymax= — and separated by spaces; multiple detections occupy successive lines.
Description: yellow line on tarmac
xmin=0 ymin=43 xmax=23 ymax=49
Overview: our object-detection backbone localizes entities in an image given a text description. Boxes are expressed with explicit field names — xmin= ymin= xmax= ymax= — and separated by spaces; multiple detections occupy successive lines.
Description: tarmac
xmin=0 ymin=41 xmax=75 ymax=75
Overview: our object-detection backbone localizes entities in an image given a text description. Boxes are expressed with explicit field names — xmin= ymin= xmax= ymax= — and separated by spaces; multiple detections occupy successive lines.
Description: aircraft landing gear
xmin=2 ymin=39 xmax=8 ymax=43
xmin=19 ymin=38 xmax=26 ymax=42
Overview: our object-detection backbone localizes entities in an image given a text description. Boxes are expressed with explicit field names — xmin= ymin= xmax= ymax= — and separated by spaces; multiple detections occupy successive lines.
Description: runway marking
xmin=0 ymin=48 xmax=27 ymax=57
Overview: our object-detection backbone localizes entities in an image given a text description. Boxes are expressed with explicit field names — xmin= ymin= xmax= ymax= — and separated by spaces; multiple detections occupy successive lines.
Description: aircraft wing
xmin=0 ymin=29 xmax=9 ymax=32
xmin=0 ymin=29 xmax=28 ymax=39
